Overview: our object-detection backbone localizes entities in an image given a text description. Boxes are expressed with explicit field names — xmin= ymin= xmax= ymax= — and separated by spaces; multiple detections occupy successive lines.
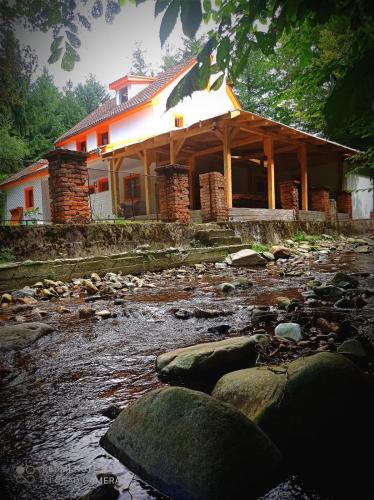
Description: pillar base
xmin=155 ymin=164 xmax=190 ymax=223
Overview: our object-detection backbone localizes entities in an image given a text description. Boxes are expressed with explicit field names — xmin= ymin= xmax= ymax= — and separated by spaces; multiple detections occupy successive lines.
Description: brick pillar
xmin=155 ymin=164 xmax=190 ymax=223
xmin=337 ymin=190 xmax=352 ymax=218
xmin=311 ymin=187 xmax=330 ymax=221
xmin=199 ymin=171 xmax=228 ymax=222
xmin=45 ymin=149 xmax=90 ymax=224
xmin=279 ymin=180 xmax=300 ymax=213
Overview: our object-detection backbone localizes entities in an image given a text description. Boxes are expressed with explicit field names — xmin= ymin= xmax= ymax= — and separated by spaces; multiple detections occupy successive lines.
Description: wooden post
xmin=188 ymin=157 xmax=196 ymax=208
xmin=264 ymin=137 xmax=275 ymax=209
xmin=298 ymin=143 xmax=308 ymax=210
xmin=223 ymin=123 xmax=232 ymax=208
xmin=170 ymin=140 xmax=176 ymax=164
xmin=110 ymin=158 xmax=121 ymax=215
xmin=143 ymin=149 xmax=152 ymax=215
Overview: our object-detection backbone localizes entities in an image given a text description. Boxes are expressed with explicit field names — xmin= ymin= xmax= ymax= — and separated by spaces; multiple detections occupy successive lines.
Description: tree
xmin=130 ymin=42 xmax=153 ymax=76
xmin=74 ymin=74 xmax=110 ymax=114
xmin=161 ymin=35 xmax=206 ymax=71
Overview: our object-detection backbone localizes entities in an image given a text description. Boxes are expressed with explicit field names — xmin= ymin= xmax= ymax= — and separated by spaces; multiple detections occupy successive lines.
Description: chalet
xmin=1 ymin=58 xmax=373 ymax=224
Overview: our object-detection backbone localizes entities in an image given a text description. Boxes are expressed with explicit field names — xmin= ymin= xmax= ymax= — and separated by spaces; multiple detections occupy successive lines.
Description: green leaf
xmin=50 ymin=36 xmax=63 ymax=53
xmin=197 ymin=36 xmax=217 ymax=62
xmin=155 ymin=0 xmax=171 ymax=17
xmin=66 ymin=31 xmax=81 ymax=49
xmin=210 ymin=73 xmax=224 ymax=91
xmin=65 ymin=21 xmax=78 ymax=33
xmin=180 ymin=0 xmax=202 ymax=39
xmin=61 ymin=50 xmax=75 ymax=71
xmin=166 ymin=64 xmax=199 ymax=109
xmin=196 ymin=58 xmax=211 ymax=89
xmin=48 ymin=47 xmax=63 ymax=64
xmin=159 ymin=0 xmax=180 ymax=47
xmin=216 ymin=38 xmax=230 ymax=68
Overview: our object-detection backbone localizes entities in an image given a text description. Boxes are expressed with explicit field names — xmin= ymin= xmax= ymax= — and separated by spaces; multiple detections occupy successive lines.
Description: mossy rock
xmin=100 ymin=386 xmax=283 ymax=500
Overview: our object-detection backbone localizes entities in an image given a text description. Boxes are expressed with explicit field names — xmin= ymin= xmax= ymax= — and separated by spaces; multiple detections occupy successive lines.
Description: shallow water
xmin=0 ymin=250 xmax=373 ymax=500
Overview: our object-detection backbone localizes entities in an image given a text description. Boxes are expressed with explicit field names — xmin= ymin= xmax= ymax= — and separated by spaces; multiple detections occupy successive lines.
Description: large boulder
xmin=156 ymin=336 xmax=257 ymax=392
xmin=225 ymin=248 xmax=266 ymax=266
xmin=100 ymin=387 xmax=283 ymax=500
xmin=212 ymin=353 xmax=373 ymax=491
xmin=0 ymin=322 xmax=54 ymax=351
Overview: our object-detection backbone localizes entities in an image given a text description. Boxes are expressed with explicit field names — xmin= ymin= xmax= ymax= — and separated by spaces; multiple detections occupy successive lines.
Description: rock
xmin=79 ymin=484 xmax=119 ymax=500
xmin=214 ymin=262 xmax=227 ymax=270
xmin=218 ymin=282 xmax=236 ymax=293
xmin=101 ymin=404 xmax=122 ymax=420
xmin=270 ymin=246 xmax=291 ymax=260
xmin=85 ymin=295 xmax=103 ymax=303
xmin=33 ymin=308 xmax=48 ymax=317
xmin=274 ymin=323 xmax=303 ymax=341
xmin=96 ymin=310 xmax=112 ymax=319
xmin=355 ymin=245 xmax=370 ymax=253
xmin=225 ymin=248 xmax=266 ymax=266
xmin=334 ymin=298 xmax=352 ymax=309
xmin=12 ymin=304 xmax=33 ymax=314
xmin=194 ymin=307 xmax=233 ymax=319
xmin=212 ymin=353 xmax=372 ymax=485
xmin=91 ymin=272 xmax=101 ymax=282
xmin=0 ymin=322 xmax=54 ymax=351
xmin=275 ymin=296 xmax=291 ymax=310
xmin=100 ymin=387 xmax=283 ymax=500
xmin=41 ymin=289 xmax=55 ymax=299
xmin=330 ymin=272 xmax=358 ymax=289
xmin=207 ymin=324 xmax=231 ymax=335
xmin=78 ymin=306 xmax=96 ymax=319
xmin=261 ymin=251 xmax=275 ymax=261
xmin=156 ymin=336 xmax=257 ymax=391
xmin=251 ymin=309 xmax=277 ymax=324
xmin=232 ymin=277 xmax=254 ymax=288
xmin=313 ymin=285 xmax=344 ymax=299
xmin=250 ymin=333 xmax=271 ymax=345
xmin=83 ymin=280 xmax=99 ymax=295
xmin=337 ymin=339 xmax=367 ymax=360
xmin=43 ymin=279 xmax=57 ymax=287
xmin=173 ymin=308 xmax=193 ymax=320
xmin=1 ymin=293 xmax=12 ymax=303
xmin=56 ymin=305 xmax=70 ymax=314
xmin=12 ymin=287 xmax=37 ymax=299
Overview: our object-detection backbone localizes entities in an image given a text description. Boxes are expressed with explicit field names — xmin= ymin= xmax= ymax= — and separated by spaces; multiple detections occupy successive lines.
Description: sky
xmin=15 ymin=1 xmax=210 ymax=91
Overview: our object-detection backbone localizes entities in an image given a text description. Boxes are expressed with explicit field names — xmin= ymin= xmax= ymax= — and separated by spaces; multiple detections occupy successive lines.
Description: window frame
xmin=24 ymin=186 xmax=34 ymax=209
xmin=98 ymin=131 xmax=109 ymax=147
xmin=97 ymin=177 xmax=109 ymax=193
xmin=174 ymin=114 xmax=184 ymax=128
xmin=123 ymin=174 xmax=141 ymax=201
xmin=77 ymin=140 xmax=87 ymax=152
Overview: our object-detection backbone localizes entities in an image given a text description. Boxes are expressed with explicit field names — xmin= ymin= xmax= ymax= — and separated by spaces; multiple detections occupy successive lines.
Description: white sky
xmin=16 ymin=1 xmax=210 ymax=91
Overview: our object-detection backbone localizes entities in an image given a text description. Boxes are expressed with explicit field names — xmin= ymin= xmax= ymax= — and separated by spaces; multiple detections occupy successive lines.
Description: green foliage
xmin=0 ymin=247 xmax=15 ymax=263
xmin=130 ymin=42 xmax=153 ymax=76
xmin=73 ymin=74 xmax=110 ymax=114
xmin=161 ymin=35 xmax=206 ymax=71
xmin=292 ymin=232 xmax=320 ymax=243
xmin=250 ymin=242 xmax=269 ymax=253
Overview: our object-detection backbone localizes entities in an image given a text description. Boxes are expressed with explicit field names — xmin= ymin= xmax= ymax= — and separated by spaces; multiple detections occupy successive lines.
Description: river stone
xmin=156 ymin=336 xmax=257 ymax=391
xmin=337 ymin=339 xmax=367 ymax=359
xmin=212 ymin=353 xmax=372 ymax=483
xmin=261 ymin=251 xmax=275 ymax=261
xmin=225 ymin=248 xmax=266 ymax=266
xmin=218 ymin=282 xmax=236 ymax=293
xmin=275 ymin=296 xmax=291 ymax=309
xmin=100 ymin=387 xmax=283 ymax=500
xmin=270 ymin=246 xmax=291 ymax=260
xmin=275 ymin=322 xmax=302 ymax=341
xmin=251 ymin=309 xmax=277 ymax=324
xmin=0 ymin=322 xmax=54 ymax=351
xmin=79 ymin=484 xmax=119 ymax=500
xmin=330 ymin=272 xmax=358 ymax=289
xmin=313 ymin=284 xmax=344 ymax=299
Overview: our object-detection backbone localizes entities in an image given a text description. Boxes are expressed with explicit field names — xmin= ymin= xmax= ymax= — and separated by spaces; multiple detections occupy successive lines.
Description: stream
xmin=1 ymin=248 xmax=373 ymax=500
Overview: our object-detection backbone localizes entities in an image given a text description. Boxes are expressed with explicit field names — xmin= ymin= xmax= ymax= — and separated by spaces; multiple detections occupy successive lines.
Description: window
xmin=119 ymin=87 xmax=128 ymax=104
xmin=24 ymin=187 xmax=34 ymax=209
xmin=78 ymin=141 xmax=87 ymax=152
xmin=99 ymin=131 xmax=109 ymax=146
xmin=97 ymin=177 xmax=109 ymax=193
xmin=124 ymin=174 xmax=141 ymax=200
xmin=174 ymin=114 xmax=184 ymax=128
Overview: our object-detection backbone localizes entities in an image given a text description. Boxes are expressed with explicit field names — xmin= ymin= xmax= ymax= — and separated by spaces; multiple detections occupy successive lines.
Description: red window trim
xmin=24 ymin=186 xmax=34 ymax=209
xmin=123 ymin=174 xmax=141 ymax=201
xmin=77 ymin=140 xmax=87 ymax=152
xmin=97 ymin=130 xmax=110 ymax=147
xmin=97 ymin=177 xmax=109 ymax=193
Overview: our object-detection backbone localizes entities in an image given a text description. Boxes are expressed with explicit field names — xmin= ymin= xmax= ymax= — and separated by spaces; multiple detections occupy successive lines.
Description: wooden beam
xmin=192 ymin=136 xmax=260 ymax=158
xmin=298 ymin=143 xmax=308 ymax=210
xmin=189 ymin=157 xmax=196 ymax=208
xmin=170 ymin=140 xmax=176 ymax=164
xmin=110 ymin=158 xmax=121 ymax=215
xmin=143 ymin=149 xmax=152 ymax=215
xmin=264 ymin=137 xmax=275 ymax=209
xmin=223 ymin=122 xmax=232 ymax=208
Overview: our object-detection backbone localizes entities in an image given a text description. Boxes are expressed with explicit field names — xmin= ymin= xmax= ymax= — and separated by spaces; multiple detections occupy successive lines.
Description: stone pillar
xmin=45 ymin=149 xmax=90 ymax=224
xmin=279 ymin=180 xmax=300 ymax=213
xmin=337 ymin=190 xmax=352 ymax=218
xmin=199 ymin=172 xmax=228 ymax=222
xmin=311 ymin=187 xmax=330 ymax=221
xmin=155 ymin=164 xmax=190 ymax=223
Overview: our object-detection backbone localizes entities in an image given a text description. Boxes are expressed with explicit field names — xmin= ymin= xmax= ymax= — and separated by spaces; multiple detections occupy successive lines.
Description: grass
xmin=249 ymin=242 xmax=270 ymax=253
xmin=292 ymin=232 xmax=321 ymax=244
xmin=0 ymin=247 xmax=15 ymax=263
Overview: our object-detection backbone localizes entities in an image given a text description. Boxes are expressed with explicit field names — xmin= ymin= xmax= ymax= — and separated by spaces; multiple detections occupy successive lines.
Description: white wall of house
xmin=65 ymin=140 xmax=76 ymax=151
xmin=87 ymin=132 xmax=97 ymax=151
xmin=109 ymin=105 xmax=154 ymax=146
xmin=4 ymin=177 xmax=48 ymax=222
xmin=87 ymin=160 xmax=113 ymax=219
xmin=347 ymin=173 xmax=373 ymax=219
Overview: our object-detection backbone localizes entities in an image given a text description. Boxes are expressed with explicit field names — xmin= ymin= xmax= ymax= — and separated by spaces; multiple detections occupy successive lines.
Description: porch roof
xmin=102 ymin=109 xmax=358 ymax=163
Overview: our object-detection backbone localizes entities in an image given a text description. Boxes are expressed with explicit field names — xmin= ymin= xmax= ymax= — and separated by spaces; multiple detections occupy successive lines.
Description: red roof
xmin=55 ymin=59 xmax=196 ymax=144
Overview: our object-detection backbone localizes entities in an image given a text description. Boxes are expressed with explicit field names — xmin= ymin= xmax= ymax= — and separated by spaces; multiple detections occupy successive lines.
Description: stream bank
xmin=0 ymin=233 xmax=373 ymax=499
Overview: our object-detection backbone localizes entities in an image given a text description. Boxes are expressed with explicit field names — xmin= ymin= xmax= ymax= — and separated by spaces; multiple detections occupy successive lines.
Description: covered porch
xmin=103 ymin=110 xmax=356 ymax=222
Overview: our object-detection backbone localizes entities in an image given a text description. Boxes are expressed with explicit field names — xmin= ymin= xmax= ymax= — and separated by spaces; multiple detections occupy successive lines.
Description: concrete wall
xmin=346 ymin=173 xmax=373 ymax=219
